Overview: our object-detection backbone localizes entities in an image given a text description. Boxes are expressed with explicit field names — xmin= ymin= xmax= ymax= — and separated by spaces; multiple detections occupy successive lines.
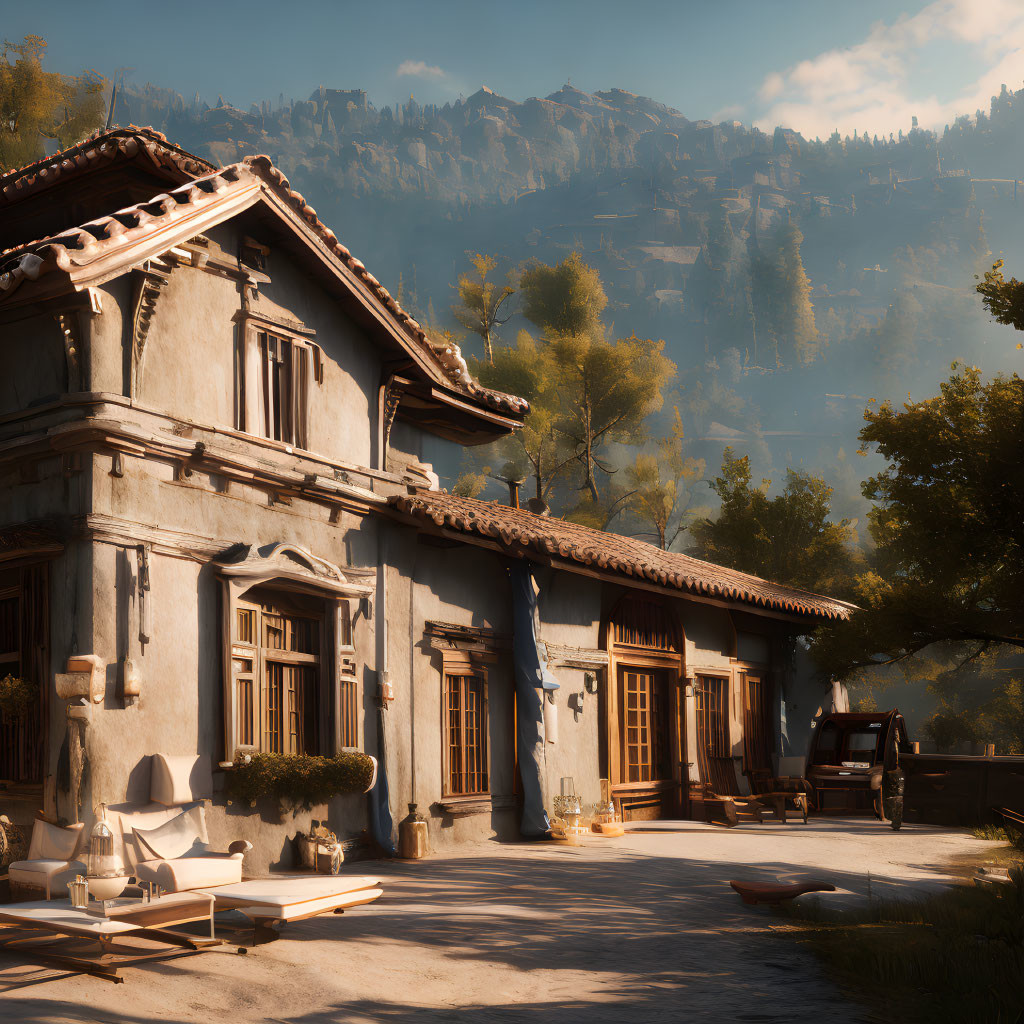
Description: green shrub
xmin=0 ymin=675 xmax=37 ymax=718
xmin=224 ymin=751 xmax=375 ymax=809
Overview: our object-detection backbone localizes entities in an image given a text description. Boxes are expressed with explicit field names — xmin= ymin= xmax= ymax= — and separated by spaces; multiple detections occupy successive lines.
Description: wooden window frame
xmin=225 ymin=587 xmax=357 ymax=759
xmin=237 ymin=315 xmax=323 ymax=449
xmin=440 ymin=653 xmax=490 ymax=799
xmin=232 ymin=595 xmax=324 ymax=756
xmin=337 ymin=599 xmax=360 ymax=750
xmin=0 ymin=564 xmax=49 ymax=784
xmin=693 ymin=672 xmax=734 ymax=795
xmin=619 ymin=666 xmax=670 ymax=785
xmin=740 ymin=670 xmax=773 ymax=777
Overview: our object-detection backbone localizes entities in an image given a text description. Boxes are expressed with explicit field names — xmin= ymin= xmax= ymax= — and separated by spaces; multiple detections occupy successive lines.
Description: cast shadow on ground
xmin=0 ymin=844 xmax=921 ymax=1023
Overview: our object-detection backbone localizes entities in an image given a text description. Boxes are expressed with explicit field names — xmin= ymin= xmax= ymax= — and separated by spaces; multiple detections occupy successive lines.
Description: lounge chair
xmin=744 ymin=758 xmax=813 ymax=824
xmin=107 ymin=754 xmax=250 ymax=894
xmin=697 ymin=755 xmax=766 ymax=826
xmin=7 ymin=819 xmax=87 ymax=900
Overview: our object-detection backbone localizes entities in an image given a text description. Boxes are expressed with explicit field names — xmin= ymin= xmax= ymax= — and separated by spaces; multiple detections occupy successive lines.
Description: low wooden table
xmin=0 ymin=891 xmax=225 ymax=982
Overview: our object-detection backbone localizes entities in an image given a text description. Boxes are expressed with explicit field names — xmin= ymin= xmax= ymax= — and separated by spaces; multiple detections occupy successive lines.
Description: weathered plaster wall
xmin=406 ymin=539 xmax=516 ymax=849
xmin=0 ymin=314 xmax=66 ymax=416
xmin=137 ymin=262 xmax=238 ymax=425
xmin=537 ymin=572 xmax=604 ymax=814
xmin=75 ymin=442 xmax=384 ymax=872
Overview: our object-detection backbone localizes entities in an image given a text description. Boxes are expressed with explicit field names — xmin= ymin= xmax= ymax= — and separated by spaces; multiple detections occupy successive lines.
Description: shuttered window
xmin=742 ymin=675 xmax=772 ymax=775
xmin=695 ymin=675 xmax=735 ymax=795
xmin=232 ymin=596 xmax=322 ymax=755
xmin=239 ymin=325 xmax=322 ymax=449
xmin=443 ymin=673 xmax=489 ymax=796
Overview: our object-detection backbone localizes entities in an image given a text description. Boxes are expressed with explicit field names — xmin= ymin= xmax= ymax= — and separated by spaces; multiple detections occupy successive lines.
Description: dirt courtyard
xmin=0 ymin=819 xmax=993 ymax=1023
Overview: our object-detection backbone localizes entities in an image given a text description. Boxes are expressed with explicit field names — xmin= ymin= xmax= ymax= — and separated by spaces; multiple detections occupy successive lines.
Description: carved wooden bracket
xmin=130 ymin=263 xmax=172 ymax=397
xmin=382 ymin=380 xmax=402 ymax=457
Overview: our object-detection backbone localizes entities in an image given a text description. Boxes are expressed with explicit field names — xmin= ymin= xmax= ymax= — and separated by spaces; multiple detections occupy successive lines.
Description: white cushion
xmin=107 ymin=802 xmax=209 ymax=870
xmin=9 ymin=858 xmax=87 ymax=883
xmin=9 ymin=858 xmax=87 ymax=898
xmin=132 ymin=806 xmax=206 ymax=861
xmin=150 ymin=753 xmax=212 ymax=805
xmin=27 ymin=820 xmax=84 ymax=861
xmin=134 ymin=855 xmax=242 ymax=892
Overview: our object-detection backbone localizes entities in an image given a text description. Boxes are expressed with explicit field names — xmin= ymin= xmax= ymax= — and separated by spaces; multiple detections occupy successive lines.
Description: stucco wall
xmin=0 ymin=313 xmax=67 ymax=416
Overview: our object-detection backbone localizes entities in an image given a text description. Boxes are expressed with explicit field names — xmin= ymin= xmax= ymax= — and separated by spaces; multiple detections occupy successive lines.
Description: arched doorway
xmin=604 ymin=595 xmax=686 ymax=821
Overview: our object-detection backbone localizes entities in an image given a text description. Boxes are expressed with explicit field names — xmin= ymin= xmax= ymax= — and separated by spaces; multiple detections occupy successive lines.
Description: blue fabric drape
xmin=369 ymin=708 xmax=395 ymax=855
xmin=510 ymin=560 xmax=558 ymax=836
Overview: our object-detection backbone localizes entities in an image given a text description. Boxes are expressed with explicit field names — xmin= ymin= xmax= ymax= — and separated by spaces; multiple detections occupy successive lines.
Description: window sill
xmin=437 ymin=795 xmax=514 ymax=817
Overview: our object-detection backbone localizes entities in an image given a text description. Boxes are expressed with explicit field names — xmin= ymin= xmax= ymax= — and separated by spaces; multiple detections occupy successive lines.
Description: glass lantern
xmin=86 ymin=806 xmax=119 ymax=878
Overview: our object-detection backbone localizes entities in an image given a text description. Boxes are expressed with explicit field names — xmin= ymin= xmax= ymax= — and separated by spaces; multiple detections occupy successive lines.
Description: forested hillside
xmin=108 ymin=80 xmax=1024 ymax=521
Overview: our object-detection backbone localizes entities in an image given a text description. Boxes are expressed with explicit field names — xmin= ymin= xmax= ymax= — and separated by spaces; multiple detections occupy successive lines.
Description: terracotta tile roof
xmin=0 ymin=142 xmax=527 ymax=419
xmin=0 ymin=126 xmax=214 ymax=203
xmin=391 ymin=491 xmax=855 ymax=620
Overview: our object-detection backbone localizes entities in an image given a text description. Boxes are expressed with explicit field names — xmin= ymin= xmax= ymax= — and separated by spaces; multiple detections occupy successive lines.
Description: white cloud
xmin=396 ymin=60 xmax=446 ymax=80
xmin=751 ymin=0 xmax=1024 ymax=139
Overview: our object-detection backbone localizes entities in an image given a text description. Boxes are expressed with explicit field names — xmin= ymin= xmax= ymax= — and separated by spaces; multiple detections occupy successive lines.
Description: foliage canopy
xmin=689 ymin=448 xmax=858 ymax=595
xmin=815 ymin=364 xmax=1024 ymax=681
xmin=0 ymin=36 xmax=105 ymax=170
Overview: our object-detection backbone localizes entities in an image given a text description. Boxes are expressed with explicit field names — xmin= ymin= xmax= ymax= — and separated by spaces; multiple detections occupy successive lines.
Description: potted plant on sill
xmin=224 ymin=750 xmax=378 ymax=816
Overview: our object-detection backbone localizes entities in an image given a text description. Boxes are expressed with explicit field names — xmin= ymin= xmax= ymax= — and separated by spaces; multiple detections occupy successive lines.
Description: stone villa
xmin=0 ymin=127 xmax=852 ymax=871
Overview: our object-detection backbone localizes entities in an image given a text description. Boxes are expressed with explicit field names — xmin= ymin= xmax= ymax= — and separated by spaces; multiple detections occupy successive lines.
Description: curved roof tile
xmin=0 ymin=126 xmax=215 ymax=202
xmin=392 ymin=490 xmax=856 ymax=621
xmin=0 ymin=142 xmax=528 ymax=419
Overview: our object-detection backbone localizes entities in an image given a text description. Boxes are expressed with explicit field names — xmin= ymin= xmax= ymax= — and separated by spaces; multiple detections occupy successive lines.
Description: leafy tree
xmin=519 ymin=251 xmax=607 ymax=339
xmin=470 ymin=330 xmax=571 ymax=505
xmin=977 ymin=259 xmax=1024 ymax=337
xmin=815 ymin=365 xmax=1024 ymax=682
xmin=612 ymin=407 xmax=706 ymax=549
xmin=549 ymin=330 xmax=675 ymax=502
xmin=469 ymin=253 xmax=675 ymax=514
xmin=0 ymin=36 xmax=105 ymax=170
xmin=689 ymin=448 xmax=858 ymax=594
xmin=451 ymin=253 xmax=515 ymax=364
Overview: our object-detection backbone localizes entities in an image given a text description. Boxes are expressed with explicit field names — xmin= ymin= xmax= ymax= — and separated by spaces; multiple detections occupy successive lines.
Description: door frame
xmin=603 ymin=594 xmax=686 ymax=820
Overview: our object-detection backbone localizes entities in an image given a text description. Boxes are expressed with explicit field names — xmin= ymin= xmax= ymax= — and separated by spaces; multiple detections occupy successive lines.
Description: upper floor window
xmin=238 ymin=322 xmax=322 ymax=450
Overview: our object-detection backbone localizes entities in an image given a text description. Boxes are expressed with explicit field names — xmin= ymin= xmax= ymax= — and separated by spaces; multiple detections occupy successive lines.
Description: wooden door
xmin=616 ymin=666 xmax=683 ymax=819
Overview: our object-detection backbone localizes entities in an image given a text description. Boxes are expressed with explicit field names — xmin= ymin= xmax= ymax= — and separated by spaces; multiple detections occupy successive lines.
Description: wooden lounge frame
xmin=198 ymin=874 xmax=384 ymax=945
xmin=0 ymin=893 xmax=225 ymax=983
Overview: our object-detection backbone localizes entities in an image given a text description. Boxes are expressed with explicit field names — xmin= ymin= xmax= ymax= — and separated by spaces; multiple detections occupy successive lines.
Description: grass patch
xmin=783 ymin=863 xmax=1024 ymax=1024
xmin=973 ymin=825 xmax=1011 ymax=842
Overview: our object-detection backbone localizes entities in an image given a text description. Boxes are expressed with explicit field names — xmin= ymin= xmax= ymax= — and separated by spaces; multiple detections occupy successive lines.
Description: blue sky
xmin=7 ymin=0 xmax=1022 ymax=138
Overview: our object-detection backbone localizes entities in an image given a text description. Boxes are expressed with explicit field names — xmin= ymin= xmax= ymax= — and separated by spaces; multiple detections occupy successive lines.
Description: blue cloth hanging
xmin=510 ymin=560 xmax=558 ymax=836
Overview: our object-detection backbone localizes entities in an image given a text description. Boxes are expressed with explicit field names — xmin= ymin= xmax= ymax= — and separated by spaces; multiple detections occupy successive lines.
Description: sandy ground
xmin=0 ymin=819 xmax=995 ymax=1024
